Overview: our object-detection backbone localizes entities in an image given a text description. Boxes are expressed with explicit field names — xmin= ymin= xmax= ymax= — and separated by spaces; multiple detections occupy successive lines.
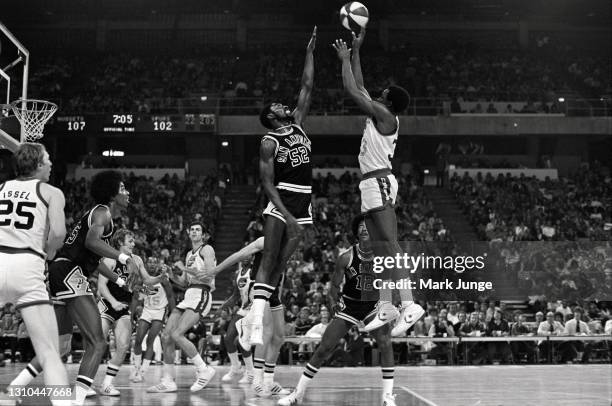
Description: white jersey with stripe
xmin=185 ymin=244 xmax=216 ymax=291
xmin=236 ymin=265 xmax=254 ymax=310
xmin=0 ymin=179 xmax=49 ymax=257
xmin=358 ymin=116 xmax=399 ymax=174
xmin=142 ymin=283 xmax=168 ymax=310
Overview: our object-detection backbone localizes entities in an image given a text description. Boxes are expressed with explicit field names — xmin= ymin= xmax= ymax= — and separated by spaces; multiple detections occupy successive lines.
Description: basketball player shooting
xmin=332 ymin=30 xmax=425 ymax=336
xmin=241 ymin=26 xmax=316 ymax=347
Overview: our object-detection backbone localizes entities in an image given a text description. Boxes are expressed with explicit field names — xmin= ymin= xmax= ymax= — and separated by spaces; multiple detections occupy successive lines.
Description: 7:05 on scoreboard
xmin=52 ymin=113 xmax=216 ymax=134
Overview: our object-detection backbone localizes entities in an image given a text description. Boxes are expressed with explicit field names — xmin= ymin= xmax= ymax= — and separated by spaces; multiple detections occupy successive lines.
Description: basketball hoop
xmin=10 ymin=98 xmax=57 ymax=142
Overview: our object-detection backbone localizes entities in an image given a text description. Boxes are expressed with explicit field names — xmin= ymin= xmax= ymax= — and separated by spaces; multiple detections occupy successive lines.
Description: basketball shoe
xmin=277 ymin=390 xmax=303 ymax=405
xmin=270 ymin=382 xmax=291 ymax=396
xmin=391 ymin=303 xmax=425 ymax=336
xmin=382 ymin=393 xmax=397 ymax=406
xmin=190 ymin=365 xmax=216 ymax=392
xmin=362 ymin=302 xmax=400 ymax=332
xmin=238 ymin=371 xmax=254 ymax=385
xmin=147 ymin=380 xmax=178 ymax=393
xmin=99 ymin=384 xmax=120 ymax=397
xmin=222 ymin=366 xmax=244 ymax=382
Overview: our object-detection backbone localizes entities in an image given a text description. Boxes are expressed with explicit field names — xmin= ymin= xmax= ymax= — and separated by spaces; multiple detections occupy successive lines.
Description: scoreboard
xmin=49 ymin=113 xmax=216 ymax=134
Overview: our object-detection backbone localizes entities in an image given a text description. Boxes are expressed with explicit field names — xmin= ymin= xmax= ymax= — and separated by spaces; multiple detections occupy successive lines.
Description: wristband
xmin=118 ymin=253 xmax=130 ymax=265
xmin=116 ymin=277 xmax=126 ymax=287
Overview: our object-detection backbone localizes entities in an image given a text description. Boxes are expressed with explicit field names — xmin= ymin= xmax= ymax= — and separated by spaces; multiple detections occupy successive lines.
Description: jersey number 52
xmin=289 ymin=146 xmax=309 ymax=167
xmin=0 ymin=200 xmax=36 ymax=230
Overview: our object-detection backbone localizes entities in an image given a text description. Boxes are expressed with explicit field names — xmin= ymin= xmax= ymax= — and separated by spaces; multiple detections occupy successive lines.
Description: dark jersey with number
xmin=261 ymin=124 xmax=312 ymax=188
xmin=56 ymin=204 xmax=114 ymax=275
xmin=343 ymin=244 xmax=378 ymax=302
xmin=108 ymin=260 xmax=132 ymax=303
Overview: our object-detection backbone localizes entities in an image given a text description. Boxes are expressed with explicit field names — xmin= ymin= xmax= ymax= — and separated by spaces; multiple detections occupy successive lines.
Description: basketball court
xmin=0 ymin=363 xmax=610 ymax=405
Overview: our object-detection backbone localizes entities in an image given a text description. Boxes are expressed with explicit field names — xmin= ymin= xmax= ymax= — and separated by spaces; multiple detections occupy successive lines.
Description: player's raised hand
xmin=332 ymin=39 xmax=351 ymax=60
xmin=306 ymin=26 xmax=317 ymax=53
xmin=351 ymin=27 xmax=366 ymax=50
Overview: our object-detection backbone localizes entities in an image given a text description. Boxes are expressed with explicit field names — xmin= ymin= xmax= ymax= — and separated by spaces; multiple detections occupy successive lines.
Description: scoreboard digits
xmin=51 ymin=113 xmax=216 ymax=134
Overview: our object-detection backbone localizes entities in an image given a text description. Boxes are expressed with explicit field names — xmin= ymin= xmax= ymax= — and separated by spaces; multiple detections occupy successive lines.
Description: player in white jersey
xmin=148 ymin=221 xmax=216 ymax=393
xmin=131 ymin=256 xmax=175 ymax=383
xmin=0 ymin=143 xmax=70 ymax=406
xmin=333 ymin=30 xmax=424 ymax=337
xmin=203 ymin=237 xmax=290 ymax=397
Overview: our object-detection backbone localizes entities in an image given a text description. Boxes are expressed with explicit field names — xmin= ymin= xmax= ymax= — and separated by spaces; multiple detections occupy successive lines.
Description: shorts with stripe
xmin=336 ymin=296 xmax=378 ymax=326
xmin=0 ymin=251 xmax=52 ymax=310
xmin=263 ymin=184 xmax=312 ymax=225
xmin=48 ymin=259 xmax=93 ymax=301
xmin=98 ymin=298 xmax=130 ymax=323
xmin=140 ymin=306 xmax=167 ymax=323
xmin=176 ymin=285 xmax=212 ymax=317
xmin=359 ymin=173 xmax=398 ymax=214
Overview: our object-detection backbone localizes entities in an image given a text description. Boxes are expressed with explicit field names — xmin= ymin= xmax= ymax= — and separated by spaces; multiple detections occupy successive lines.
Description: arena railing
xmin=282 ymin=335 xmax=612 ymax=365
xmin=127 ymin=96 xmax=611 ymax=117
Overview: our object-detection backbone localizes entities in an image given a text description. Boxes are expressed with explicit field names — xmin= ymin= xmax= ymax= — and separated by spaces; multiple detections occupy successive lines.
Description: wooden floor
xmin=1 ymin=363 xmax=610 ymax=406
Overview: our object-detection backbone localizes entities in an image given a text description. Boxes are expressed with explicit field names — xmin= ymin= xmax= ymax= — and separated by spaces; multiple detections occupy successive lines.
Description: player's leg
xmin=100 ymin=316 xmax=131 ymax=396
xmin=222 ymin=314 xmax=245 ymax=381
xmin=372 ymin=324 xmax=397 ymax=406
xmin=9 ymin=303 xmax=72 ymax=388
xmin=140 ymin=320 xmax=163 ymax=379
xmin=247 ymin=216 xmax=287 ymax=345
xmin=147 ymin=309 xmax=181 ymax=392
xmin=253 ymin=303 xmax=274 ymax=397
xmin=169 ymin=308 xmax=215 ymax=392
xmin=131 ymin=319 xmax=150 ymax=381
xmin=278 ymin=317 xmax=353 ymax=405
xmin=265 ymin=305 xmax=290 ymax=396
xmin=67 ymin=295 xmax=108 ymax=405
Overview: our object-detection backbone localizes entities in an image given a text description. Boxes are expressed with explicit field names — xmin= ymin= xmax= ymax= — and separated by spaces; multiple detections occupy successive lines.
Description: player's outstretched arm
xmin=260 ymin=139 xmax=302 ymax=239
xmin=206 ymin=237 xmax=264 ymax=278
xmin=42 ymin=184 xmax=67 ymax=260
xmin=332 ymin=39 xmax=395 ymax=125
xmin=86 ymin=207 xmax=131 ymax=262
xmin=133 ymin=254 xmax=164 ymax=286
xmin=350 ymin=28 xmax=369 ymax=97
xmin=328 ymin=249 xmax=350 ymax=315
xmin=292 ymin=26 xmax=317 ymax=127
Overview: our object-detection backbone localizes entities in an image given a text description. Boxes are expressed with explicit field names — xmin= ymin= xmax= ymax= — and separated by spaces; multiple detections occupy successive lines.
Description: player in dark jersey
xmin=97 ymin=229 xmax=166 ymax=396
xmin=278 ymin=216 xmax=397 ymax=406
xmin=204 ymin=236 xmax=290 ymax=396
xmin=242 ymin=26 xmax=317 ymax=349
xmin=37 ymin=170 xmax=135 ymax=405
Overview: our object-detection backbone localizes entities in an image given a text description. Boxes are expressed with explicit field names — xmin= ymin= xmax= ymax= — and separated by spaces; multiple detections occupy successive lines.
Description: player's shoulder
xmin=38 ymin=182 xmax=65 ymax=202
xmin=337 ymin=246 xmax=354 ymax=263
xmin=200 ymin=244 xmax=215 ymax=255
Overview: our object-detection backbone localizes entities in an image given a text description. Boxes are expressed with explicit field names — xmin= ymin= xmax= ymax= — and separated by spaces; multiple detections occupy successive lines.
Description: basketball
xmin=339 ymin=2 xmax=369 ymax=32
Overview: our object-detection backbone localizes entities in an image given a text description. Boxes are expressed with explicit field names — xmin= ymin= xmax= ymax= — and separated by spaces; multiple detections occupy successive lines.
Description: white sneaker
xmin=129 ymin=366 xmax=139 ymax=381
xmin=238 ymin=372 xmax=254 ymax=384
xmin=85 ymin=388 xmax=97 ymax=398
xmin=132 ymin=371 xmax=143 ymax=383
xmin=363 ymin=302 xmax=400 ymax=332
xmin=254 ymin=382 xmax=272 ymax=398
xmin=99 ymin=384 xmax=120 ymax=397
xmin=270 ymin=382 xmax=291 ymax=396
xmin=382 ymin=393 xmax=397 ymax=406
xmin=190 ymin=366 xmax=216 ymax=392
xmin=277 ymin=390 xmax=303 ymax=405
xmin=391 ymin=303 xmax=426 ymax=337
xmin=221 ymin=366 xmax=244 ymax=382
xmin=147 ymin=380 xmax=178 ymax=393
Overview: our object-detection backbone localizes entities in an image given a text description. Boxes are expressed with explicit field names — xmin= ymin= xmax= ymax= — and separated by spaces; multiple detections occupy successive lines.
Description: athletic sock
xmin=243 ymin=354 xmax=254 ymax=374
xmin=141 ymin=358 xmax=151 ymax=374
xmin=296 ymin=363 xmax=319 ymax=394
xmin=251 ymin=283 xmax=274 ymax=319
xmin=253 ymin=358 xmax=265 ymax=385
xmin=103 ymin=363 xmax=120 ymax=387
xmin=401 ymin=300 xmax=414 ymax=308
xmin=263 ymin=362 xmax=275 ymax=386
xmin=162 ymin=362 xmax=174 ymax=382
xmin=382 ymin=368 xmax=394 ymax=396
xmin=74 ymin=375 xmax=94 ymax=405
xmin=10 ymin=363 xmax=40 ymax=387
xmin=174 ymin=349 xmax=181 ymax=363
xmin=190 ymin=354 xmax=206 ymax=370
xmin=227 ymin=352 xmax=241 ymax=371
xmin=380 ymin=288 xmax=393 ymax=303
xmin=133 ymin=354 xmax=142 ymax=369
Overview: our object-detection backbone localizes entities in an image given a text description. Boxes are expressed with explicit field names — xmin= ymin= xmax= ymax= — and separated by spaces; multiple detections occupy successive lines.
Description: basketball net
xmin=10 ymin=98 xmax=57 ymax=142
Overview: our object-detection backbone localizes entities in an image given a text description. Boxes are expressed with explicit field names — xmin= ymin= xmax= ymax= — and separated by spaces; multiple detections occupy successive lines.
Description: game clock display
xmin=52 ymin=113 xmax=216 ymax=134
